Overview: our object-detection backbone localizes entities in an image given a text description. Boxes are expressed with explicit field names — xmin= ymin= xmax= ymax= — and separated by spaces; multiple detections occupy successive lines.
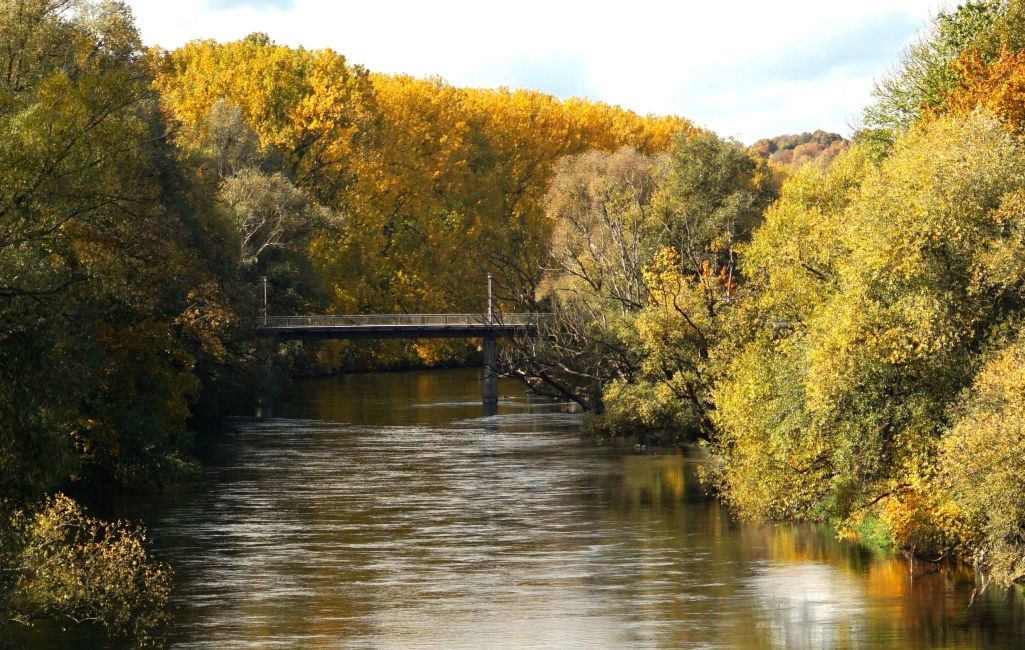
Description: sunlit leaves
xmin=859 ymin=0 xmax=1002 ymax=144
xmin=154 ymin=34 xmax=378 ymax=205
xmin=520 ymin=133 xmax=775 ymax=436
xmin=949 ymin=45 xmax=1025 ymax=134
xmin=712 ymin=113 xmax=1025 ymax=582
xmin=941 ymin=340 xmax=1025 ymax=583
xmin=3 ymin=494 xmax=172 ymax=641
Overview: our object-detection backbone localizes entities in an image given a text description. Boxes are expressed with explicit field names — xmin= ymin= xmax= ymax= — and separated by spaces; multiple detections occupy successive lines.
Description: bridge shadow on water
xmin=278 ymin=367 xmax=577 ymax=430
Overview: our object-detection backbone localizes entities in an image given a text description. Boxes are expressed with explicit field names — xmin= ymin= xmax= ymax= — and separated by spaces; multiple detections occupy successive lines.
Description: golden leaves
xmin=7 ymin=494 xmax=172 ymax=640
xmin=949 ymin=45 xmax=1025 ymax=134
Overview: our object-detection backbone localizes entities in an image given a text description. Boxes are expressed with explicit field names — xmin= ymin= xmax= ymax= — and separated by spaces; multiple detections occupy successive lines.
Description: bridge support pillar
xmin=483 ymin=335 xmax=498 ymax=406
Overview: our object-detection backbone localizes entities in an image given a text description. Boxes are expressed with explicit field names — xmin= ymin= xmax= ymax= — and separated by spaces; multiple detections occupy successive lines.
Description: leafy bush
xmin=2 ymin=495 xmax=172 ymax=644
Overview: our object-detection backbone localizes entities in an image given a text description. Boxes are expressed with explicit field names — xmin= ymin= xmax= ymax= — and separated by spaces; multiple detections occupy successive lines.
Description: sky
xmin=124 ymin=0 xmax=948 ymax=143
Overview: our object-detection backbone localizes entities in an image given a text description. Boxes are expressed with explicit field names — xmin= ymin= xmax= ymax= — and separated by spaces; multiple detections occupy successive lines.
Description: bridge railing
xmin=259 ymin=313 xmax=550 ymax=328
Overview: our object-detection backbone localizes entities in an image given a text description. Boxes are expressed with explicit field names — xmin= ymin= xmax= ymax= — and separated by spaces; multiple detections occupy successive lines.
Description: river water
xmin=66 ymin=369 xmax=1025 ymax=647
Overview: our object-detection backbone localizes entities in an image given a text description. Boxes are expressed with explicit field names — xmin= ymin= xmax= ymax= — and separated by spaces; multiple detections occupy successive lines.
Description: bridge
xmin=256 ymin=313 xmax=545 ymax=339
xmin=256 ymin=312 xmax=549 ymax=405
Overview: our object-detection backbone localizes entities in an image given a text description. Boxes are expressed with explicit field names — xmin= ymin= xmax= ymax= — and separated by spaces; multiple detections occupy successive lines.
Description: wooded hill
xmin=748 ymin=130 xmax=848 ymax=168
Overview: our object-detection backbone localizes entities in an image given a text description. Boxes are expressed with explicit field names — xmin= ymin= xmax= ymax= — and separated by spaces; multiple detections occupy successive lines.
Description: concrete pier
xmin=482 ymin=335 xmax=498 ymax=406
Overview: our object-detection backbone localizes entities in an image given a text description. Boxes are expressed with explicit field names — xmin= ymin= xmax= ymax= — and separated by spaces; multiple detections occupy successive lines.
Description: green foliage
xmin=0 ymin=0 xmax=201 ymax=495
xmin=514 ymin=133 xmax=778 ymax=439
xmin=0 ymin=4 xmax=292 ymax=635
xmin=965 ymin=0 xmax=1025 ymax=58
xmin=599 ymin=368 xmax=695 ymax=442
xmin=845 ymin=513 xmax=896 ymax=553
xmin=613 ymin=132 xmax=777 ymax=442
xmin=665 ymin=131 xmax=767 ymax=252
xmin=858 ymin=0 xmax=1010 ymax=148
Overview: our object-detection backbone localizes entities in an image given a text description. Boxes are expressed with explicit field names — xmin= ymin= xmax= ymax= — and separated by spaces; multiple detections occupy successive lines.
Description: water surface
xmin=73 ymin=370 xmax=1025 ymax=647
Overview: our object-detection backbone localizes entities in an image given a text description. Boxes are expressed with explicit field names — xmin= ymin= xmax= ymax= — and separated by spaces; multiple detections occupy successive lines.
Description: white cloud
xmin=126 ymin=0 xmax=947 ymax=142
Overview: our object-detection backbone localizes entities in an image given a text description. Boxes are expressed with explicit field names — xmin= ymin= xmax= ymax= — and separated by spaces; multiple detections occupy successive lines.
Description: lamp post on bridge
xmin=262 ymin=276 xmax=268 ymax=327
xmin=487 ymin=272 xmax=493 ymax=325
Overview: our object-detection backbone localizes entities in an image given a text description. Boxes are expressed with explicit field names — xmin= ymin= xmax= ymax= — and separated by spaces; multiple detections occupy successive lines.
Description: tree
xmin=748 ymin=131 xmax=848 ymax=169
xmin=600 ymin=132 xmax=777 ymax=441
xmin=941 ymin=335 xmax=1025 ymax=584
xmin=0 ymin=0 xmax=199 ymax=496
xmin=501 ymin=147 xmax=666 ymax=409
xmin=948 ymin=45 xmax=1025 ymax=134
xmin=220 ymin=168 xmax=332 ymax=267
xmin=0 ymin=0 xmax=218 ymax=640
xmin=544 ymin=147 xmax=668 ymax=314
xmin=154 ymin=34 xmax=379 ymax=206
xmin=712 ymin=114 xmax=1025 ymax=552
xmin=859 ymin=1 xmax=1003 ymax=143
xmin=505 ymin=133 xmax=778 ymax=437
xmin=2 ymin=494 xmax=172 ymax=642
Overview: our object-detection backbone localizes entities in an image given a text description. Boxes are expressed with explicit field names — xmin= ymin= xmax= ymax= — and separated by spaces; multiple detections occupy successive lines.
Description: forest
xmin=2 ymin=0 xmax=1025 ymax=643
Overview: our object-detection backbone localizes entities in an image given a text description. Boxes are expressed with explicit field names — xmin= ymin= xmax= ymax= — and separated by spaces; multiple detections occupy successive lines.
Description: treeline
xmin=0 ymin=0 xmax=690 ymax=641
xmin=525 ymin=0 xmax=1025 ymax=588
xmin=154 ymin=37 xmax=689 ymax=368
xmin=748 ymin=130 xmax=848 ymax=168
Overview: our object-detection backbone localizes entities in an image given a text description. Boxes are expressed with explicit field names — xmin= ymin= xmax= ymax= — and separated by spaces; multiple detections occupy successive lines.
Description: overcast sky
xmin=124 ymin=0 xmax=947 ymax=143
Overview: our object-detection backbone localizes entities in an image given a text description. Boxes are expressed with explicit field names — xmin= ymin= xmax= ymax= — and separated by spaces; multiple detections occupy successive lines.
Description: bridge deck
xmin=256 ymin=313 xmax=548 ymax=340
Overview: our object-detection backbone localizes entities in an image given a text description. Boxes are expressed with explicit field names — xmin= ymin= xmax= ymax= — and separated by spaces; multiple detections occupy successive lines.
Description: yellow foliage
xmin=940 ymin=340 xmax=1025 ymax=582
xmin=154 ymin=36 xmax=695 ymax=369
xmin=6 ymin=494 xmax=172 ymax=641
xmin=713 ymin=113 xmax=1025 ymax=544
xmin=153 ymin=35 xmax=378 ymax=202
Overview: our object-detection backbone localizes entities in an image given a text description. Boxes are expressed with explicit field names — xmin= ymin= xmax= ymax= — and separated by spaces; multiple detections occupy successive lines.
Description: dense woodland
xmin=3 ymin=0 xmax=1025 ymax=642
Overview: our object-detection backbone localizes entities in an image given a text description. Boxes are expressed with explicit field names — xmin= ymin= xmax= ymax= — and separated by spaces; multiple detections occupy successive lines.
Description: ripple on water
xmin=93 ymin=371 xmax=1025 ymax=650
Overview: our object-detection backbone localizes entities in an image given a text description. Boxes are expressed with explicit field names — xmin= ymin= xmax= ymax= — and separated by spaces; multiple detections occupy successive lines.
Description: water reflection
xmin=46 ymin=369 xmax=1025 ymax=648
xmin=750 ymin=562 xmax=867 ymax=648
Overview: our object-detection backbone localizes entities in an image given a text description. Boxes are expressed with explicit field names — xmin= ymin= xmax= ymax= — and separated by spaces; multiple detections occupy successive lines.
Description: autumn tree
xmin=600 ymin=132 xmax=777 ymax=440
xmin=948 ymin=45 xmax=1025 ymax=134
xmin=503 ymin=147 xmax=668 ymax=410
xmin=941 ymin=335 xmax=1025 ymax=584
xmin=509 ymin=133 xmax=777 ymax=435
xmin=1 ymin=495 xmax=172 ymax=642
xmin=711 ymin=114 xmax=1025 ymax=578
xmin=859 ymin=0 xmax=1004 ymax=146
xmin=0 ymin=0 xmax=213 ymax=639
xmin=155 ymin=42 xmax=692 ymax=370
xmin=0 ymin=0 xmax=201 ymax=495
xmin=307 ymin=74 xmax=692 ymax=369
xmin=748 ymin=131 xmax=848 ymax=169
xmin=154 ymin=34 xmax=379 ymax=206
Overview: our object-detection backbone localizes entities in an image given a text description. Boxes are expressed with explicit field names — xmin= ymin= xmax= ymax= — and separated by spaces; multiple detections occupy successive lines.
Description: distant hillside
xmin=749 ymin=130 xmax=848 ymax=168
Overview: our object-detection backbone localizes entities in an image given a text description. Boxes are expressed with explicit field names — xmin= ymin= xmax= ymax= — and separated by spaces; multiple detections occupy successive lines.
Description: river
xmin=57 ymin=369 xmax=1025 ymax=647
